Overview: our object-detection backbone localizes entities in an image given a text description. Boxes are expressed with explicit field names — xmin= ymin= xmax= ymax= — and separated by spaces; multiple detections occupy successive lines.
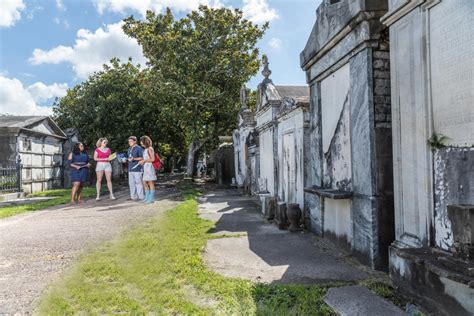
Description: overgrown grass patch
xmin=38 ymin=195 xmax=336 ymax=315
xmin=0 ymin=187 xmax=96 ymax=219
xmin=361 ymin=278 xmax=405 ymax=308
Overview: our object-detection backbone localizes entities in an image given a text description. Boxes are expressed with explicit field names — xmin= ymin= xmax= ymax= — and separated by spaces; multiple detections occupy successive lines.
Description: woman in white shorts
xmin=94 ymin=138 xmax=116 ymax=200
xmin=138 ymin=135 xmax=157 ymax=204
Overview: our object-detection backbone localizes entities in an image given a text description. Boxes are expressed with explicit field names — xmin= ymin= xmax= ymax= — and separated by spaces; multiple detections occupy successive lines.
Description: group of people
xmin=68 ymin=135 xmax=158 ymax=205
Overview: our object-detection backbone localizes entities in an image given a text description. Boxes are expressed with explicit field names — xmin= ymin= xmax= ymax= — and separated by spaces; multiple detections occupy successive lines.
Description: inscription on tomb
xmin=430 ymin=0 xmax=474 ymax=146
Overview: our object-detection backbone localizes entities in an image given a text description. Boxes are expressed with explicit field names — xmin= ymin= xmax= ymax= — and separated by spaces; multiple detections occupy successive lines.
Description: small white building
xmin=0 ymin=116 xmax=67 ymax=193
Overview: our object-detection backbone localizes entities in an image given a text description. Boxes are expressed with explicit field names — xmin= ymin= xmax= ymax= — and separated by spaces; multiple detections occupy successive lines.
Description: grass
xmin=0 ymin=187 xmax=96 ymax=219
xmin=38 ymin=193 xmax=336 ymax=315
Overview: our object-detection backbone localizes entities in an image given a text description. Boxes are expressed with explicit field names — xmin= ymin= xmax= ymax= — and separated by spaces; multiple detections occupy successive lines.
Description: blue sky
xmin=0 ymin=0 xmax=321 ymax=115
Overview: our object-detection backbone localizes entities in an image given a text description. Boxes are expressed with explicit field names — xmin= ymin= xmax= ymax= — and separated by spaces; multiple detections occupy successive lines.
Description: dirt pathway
xmin=0 ymin=188 xmax=180 ymax=314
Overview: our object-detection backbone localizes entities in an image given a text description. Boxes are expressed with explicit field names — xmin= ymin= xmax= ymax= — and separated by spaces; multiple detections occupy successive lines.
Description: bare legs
xmin=96 ymin=170 xmax=104 ymax=200
xmin=144 ymin=181 xmax=155 ymax=191
xmin=105 ymin=171 xmax=115 ymax=199
xmin=96 ymin=170 xmax=115 ymax=200
xmin=71 ymin=182 xmax=81 ymax=204
xmin=150 ymin=181 xmax=155 ymax=191
xmin=77 ymin=184 xmax=83 ymax=203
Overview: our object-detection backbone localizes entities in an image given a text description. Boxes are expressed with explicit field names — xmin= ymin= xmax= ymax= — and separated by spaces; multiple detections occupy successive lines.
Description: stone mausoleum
xmin=254 ymin=57 xmax=309 ymax=222
xmin=233 ymin=57 xmax=309 ymax=223
xmin=382 ymin=0 xmax=474 ymax=314
xmin=300 ymin=0 xmax=394 ymax=270
xmin=233 ymin=86 xmax=259 ymax=195
xmin=0 ymin=116 xmax=67 ymax=193
xmin=233 ymin=0 xmax=473 ymax=313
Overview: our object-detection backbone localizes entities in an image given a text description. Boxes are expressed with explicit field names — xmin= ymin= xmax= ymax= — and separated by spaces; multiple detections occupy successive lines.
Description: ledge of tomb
xmin=304 ymin=186 xmax=353 ymax=199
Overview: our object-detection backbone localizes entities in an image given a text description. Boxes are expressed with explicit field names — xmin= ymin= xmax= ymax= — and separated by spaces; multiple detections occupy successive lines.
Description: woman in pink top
xmin=94 ymin=138 xmax=116 ymax=200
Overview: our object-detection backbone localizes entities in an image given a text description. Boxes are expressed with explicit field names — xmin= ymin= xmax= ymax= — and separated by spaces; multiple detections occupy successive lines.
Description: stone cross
xmin=240 ymin=85 xmax=248 ymax=109
xmin=262 ymin=55 xmax=272 ymax=79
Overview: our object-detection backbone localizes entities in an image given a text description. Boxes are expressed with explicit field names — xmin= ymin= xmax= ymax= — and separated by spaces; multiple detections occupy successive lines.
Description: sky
xmin=0 ymin=0 xmax=322 ymax=116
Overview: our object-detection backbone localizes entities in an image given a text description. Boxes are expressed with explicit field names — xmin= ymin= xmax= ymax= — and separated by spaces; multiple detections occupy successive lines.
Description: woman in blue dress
xmin=68 ymin=142 xmax=91 ymax=205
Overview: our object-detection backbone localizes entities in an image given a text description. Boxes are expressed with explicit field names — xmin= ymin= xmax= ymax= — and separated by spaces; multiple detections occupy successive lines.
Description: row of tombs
xmin=232 ymin=0 xmax=473 ymax=315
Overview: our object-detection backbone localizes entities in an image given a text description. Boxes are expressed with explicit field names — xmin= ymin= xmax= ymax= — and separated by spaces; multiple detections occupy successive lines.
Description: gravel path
xmin=0 ymin=188 xmax=181 ymax=315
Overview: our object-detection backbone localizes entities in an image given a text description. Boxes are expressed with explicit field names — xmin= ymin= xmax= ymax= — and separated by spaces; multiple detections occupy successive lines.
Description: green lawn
xmin=0 ymin=187 xmax=96 ymax=219
xmin=38 ymin=194 xmax=336 ymax=315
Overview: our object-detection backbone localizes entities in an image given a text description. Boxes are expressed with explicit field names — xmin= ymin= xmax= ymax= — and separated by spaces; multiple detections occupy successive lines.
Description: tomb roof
xmin=300 ymin=0 xmax=388 ymax=70
xmin=274 ymin=86 xmax=309 ymax=104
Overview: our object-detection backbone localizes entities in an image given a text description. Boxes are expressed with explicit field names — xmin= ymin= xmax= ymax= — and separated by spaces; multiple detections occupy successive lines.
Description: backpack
xmin=152 ymin=151 xmax=162 ymax=170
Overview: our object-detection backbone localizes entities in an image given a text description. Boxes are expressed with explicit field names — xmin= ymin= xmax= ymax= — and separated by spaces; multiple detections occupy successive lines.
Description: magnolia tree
xmin=53 ymin=6 xmax=266 ymax=175
xmin=53 ymin=59 xmax=186 ymax=168
xmin=123 ymin=6 xmax=267 ymax=176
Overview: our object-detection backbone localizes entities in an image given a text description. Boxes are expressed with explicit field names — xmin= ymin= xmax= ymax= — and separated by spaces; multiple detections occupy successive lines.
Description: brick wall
xmin=373 ymin=48 xmax=391 ymax=128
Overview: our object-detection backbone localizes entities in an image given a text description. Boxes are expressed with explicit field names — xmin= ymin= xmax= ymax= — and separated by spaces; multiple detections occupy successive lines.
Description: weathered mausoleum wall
xmin=382 ymin=0 xmax=474 ymax=314
xmin=245 ymin=57 xmax=309 ymax=222
xmin=301 ymin=0 xmax=394 ymax=270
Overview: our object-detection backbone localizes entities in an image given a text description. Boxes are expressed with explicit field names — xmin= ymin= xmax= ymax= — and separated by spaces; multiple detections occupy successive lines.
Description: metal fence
xmin=0 ymin=162 xmax=22 ymax=193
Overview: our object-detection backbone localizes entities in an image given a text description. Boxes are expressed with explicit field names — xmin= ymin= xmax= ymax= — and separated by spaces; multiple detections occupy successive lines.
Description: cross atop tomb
xmin=262 ymin=55 xmax=272 ymax=79
xmin=240 ymin=85 xmax=248 ymax=109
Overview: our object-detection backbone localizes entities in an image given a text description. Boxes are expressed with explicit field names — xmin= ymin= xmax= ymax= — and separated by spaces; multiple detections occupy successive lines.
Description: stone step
xmin=324 ymin=285 xmax=406 ymax=316
xmin=0 ymin=196 xmax=55 ymax=207
xmin=0 ymin=192 xmax=25 ymax=202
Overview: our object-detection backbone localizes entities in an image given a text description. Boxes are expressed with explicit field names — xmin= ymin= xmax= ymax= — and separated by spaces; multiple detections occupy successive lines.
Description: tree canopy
xmin=123 ymin=6 xmax=267 ymax=174
xmin=53 ymin=5 xmax=267 ymax=174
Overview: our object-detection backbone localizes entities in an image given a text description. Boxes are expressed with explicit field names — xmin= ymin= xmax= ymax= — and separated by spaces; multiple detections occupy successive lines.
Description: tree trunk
xmin=170 ymin=156 xmax=175 ymax=175
xmin=186 ymin=141 xmax=197 ymax=177
xmin=185 ymin=136 xmax=212 ymax=177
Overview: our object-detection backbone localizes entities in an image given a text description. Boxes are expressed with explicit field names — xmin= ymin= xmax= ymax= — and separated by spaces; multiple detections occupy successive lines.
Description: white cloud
xmin=56 ymin=0 xmax=65 ymax=11
xmin=27 ymin=82 xmax=68 ymax=103
xmin=93 ymin=0 xmax=277 ymax=25
xmin=53 ymin=17 xmax=70 ymax=29
xmin=94 ymin=0 xmax=224 ymax=17
xmin=242 ymin=0 xmax=278 ymax=24
xmin=269 ymin=37 xmax=282 ymax=49
xmin=29 ymin=22 xmax=146 ymax=79
xmin=0 ymin=76 xmax=67 ymax=115
xmin=21 ymin=72 xmax=35 ymax=78
xmin=30 ymin=45 xmax=73 ymax=65
xmin=26 ymin=4 xmax=43 ymax=20
xmin=0 ymin=0 xmax=25 ymax=28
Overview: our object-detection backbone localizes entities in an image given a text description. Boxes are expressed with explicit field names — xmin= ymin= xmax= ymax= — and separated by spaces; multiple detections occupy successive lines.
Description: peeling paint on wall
xmin=434 ymin=147 xmax=474 ymax=251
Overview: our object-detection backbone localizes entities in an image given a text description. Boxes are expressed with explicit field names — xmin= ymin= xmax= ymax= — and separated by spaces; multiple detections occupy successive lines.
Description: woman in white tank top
xmin=138 ymin=136 xmax=157 ymax=203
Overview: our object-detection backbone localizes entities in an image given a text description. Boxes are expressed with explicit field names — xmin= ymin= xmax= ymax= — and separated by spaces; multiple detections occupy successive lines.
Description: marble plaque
xmin=324 ymin=199 xmax=352 ymax=243
xmin=430 ymin=0 xmax=474 ymax=146
xmin=321 ymin=63 xmax=351 ymax=153
xmin=259 ymin=129 xmax=274 ymax=194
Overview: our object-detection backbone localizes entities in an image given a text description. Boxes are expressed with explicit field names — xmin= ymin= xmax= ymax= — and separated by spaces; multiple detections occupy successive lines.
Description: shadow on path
xmin=199 ymin=189 xmax=368 ymax=285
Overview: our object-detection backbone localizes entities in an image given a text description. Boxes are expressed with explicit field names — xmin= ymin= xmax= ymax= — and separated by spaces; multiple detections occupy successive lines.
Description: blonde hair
xmin=140 ymin=135 xmax=152 ymax=148
xmin=96 ymin=137 xmax=108 ymax=148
